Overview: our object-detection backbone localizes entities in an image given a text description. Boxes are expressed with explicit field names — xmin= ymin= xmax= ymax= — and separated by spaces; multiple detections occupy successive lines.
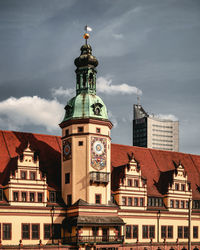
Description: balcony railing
xmin=62 ymin=235 xmax=124 ymax=245
xmin=89 ymin=172 xmax=109 ymax=184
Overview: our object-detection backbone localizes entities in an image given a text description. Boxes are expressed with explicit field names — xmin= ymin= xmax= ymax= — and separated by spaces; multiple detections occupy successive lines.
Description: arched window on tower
xmin=89 ymin=73 xmax=93 ymax=88
xmin=77 ymin=75 xmax=80 ymax=89
xmin=83 ymin=74 xmax=86 ymax=88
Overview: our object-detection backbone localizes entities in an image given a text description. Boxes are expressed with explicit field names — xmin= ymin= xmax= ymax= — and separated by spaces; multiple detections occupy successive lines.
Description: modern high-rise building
xmin=133 ymin=104 xmax=179 ymax=151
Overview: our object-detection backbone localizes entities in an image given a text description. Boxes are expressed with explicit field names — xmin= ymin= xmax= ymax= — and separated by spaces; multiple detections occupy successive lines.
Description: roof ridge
xmin=0 ymin=129 xmax=61 ymax=138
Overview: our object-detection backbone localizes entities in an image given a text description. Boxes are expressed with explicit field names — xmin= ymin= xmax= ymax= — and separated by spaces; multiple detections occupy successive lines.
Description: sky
xmin=0 ymin=0 xmax=200 ymax=154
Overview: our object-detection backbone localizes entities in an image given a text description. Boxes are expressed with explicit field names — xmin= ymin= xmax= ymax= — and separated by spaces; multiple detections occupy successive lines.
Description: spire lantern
xmin=60 ymin=27 xmax=109 ymax=123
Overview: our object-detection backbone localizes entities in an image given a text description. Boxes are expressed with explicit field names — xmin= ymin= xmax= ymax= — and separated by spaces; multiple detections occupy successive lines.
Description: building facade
xmin=133 ymin=104 xmax=179 ymax=151
xmin=0 ymin=35 xmax=199 ymax=250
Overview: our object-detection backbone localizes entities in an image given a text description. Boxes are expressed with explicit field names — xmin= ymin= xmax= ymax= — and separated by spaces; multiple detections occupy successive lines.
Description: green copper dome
xmin=61 ymin=42 xmax=109 ymax=123
xmin=62 ymin=93 xmax=108 ymax=122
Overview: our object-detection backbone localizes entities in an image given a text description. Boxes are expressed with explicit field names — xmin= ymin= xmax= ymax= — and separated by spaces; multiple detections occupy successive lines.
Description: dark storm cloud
xmin=0 ymin=0 xmax=200 ymax=154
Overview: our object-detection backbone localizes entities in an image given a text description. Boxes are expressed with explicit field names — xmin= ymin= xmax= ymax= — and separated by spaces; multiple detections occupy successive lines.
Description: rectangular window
xmin=95 ymin=194 xmax=101 ymax=204
xmin=13 ymin=192 xmax=18 ymax=201
xmin=49 ymin=191 xmax=56 ymax=203
xmin=133 ymin=225 xmax=138 ymax=239
xmin=122 ymin=197 xmax=126 ymax=206
xmin=65 ymin=173 xmax=70 ymax=184
xmin=181 ymin=200 xmax=185 ymax=208
xmin=21 ymin=171 xmax=27 ymax=180
xmin=134 ymin=197 xmax=138 ymax=206
xmin=44 ymin=224 xmax=51 ymax=239
xmin=178 ymin=226 xmax=183 ymax=238
xmin=3 ymin=224 xmax=11 ymax=240
xmin=96 ymin=128 xmax=101 ymax=133
xmin=22 ymin=192 xmax=27 ymax=202
xmin=181 ymin=184 xmax=185 ymax=191
xmin=168 ymin=226 xmax=173 ymax=239
xmin=22 ymin=224 xmax=30 ymax=239
xmin=127 ymin=179 xmax=132 ymax=187
xmin=126 ymin=225 xmax=131 ymax=239
xmin=170 ymin=200 xmax=174 ymax=208
xmin=78 ymin=126 xmax=84 ymax=133
xmin=142 ymin=225 xmax=148 ymax=239
xmin=30 ymin=172 xmax=36 ymax=180
xmin=140 ymin=198 xmax=144 ymax=207
xmin=30 ymin=192 xmax=35 ymax=202
xmin=186 ymin=201 xmax=189 ymax=208
xmin=175 ymin=183 xmax=179 ymax=190
xmin=134 ymin=179 xmax=139 ymax=187
xmin=0 ymin=189 xmax=3 ymax=201
xmin=148 ymin=198 xmax=152 ymax=206
xmin=65 ymin=129 xmax=69 ymax=136
xmin=92 ymin=227 xmax=99 ymax=237
xmin=38 ymin=193 xmax=43 ymax=202
xmin=161 ymin=226 xmax=166 ymax=239
xmin=32 ymin=224 xmax=39 ymax=239
xmin=128 ymin=197 xmax=132 ymax=206
xmin=159 ymin=198 xmax=163 ymax=207
xmin=67 ymin=194 xmax=72 ymax=206
xmin=175 ymin=200 xmax=179 ymax=208
xmin=184 ymin=226 xmax=189 ymax=239
xmin=78 ymin=141 xmax=83 ymax=146
xmin=149 ymin=226 xmax=155 ymax=239
xmin=193 ymin=226 xmax=198 ymax=239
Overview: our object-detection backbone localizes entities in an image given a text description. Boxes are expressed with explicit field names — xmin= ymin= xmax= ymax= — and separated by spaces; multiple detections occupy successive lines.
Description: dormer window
xmin=30 ymin=172 xmax=36 ymax=180
xmin=21 ymin=171 xmax=27 ymax=180
xmin=175 ymin=183 xmax=179 ymax=190
xmin=127 ymin=179 xmax=132 ymax=187
xmin=134 ymin=179 xmax=139 ymax=187
xmin=13 ymin=192 xmax=18 ymax=201
xmin=181 ymin=184 xmax=185 ymax=191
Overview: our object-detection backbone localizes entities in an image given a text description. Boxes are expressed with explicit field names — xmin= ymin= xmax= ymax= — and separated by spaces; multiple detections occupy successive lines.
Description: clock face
xmin=91 ymin=137 xmax=107 ymax=170
xmin=63 ymin=139 xmax=72 ymax=161
xmin=93 ymin=141 xmax=104 ymax=155
xmin=64 ymin=143 xmax=71 ymax=156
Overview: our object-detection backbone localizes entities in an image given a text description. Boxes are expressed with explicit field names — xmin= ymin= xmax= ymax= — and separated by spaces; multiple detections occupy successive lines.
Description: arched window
xmin=83 ymin=74 xmax=86 ymax=88
xmin=89 ymin=72 xmax=93 ymax=88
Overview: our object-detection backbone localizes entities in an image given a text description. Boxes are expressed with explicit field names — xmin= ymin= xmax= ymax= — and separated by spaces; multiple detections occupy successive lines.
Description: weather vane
xmin=83 ymin=25 xmax=92 ymax=45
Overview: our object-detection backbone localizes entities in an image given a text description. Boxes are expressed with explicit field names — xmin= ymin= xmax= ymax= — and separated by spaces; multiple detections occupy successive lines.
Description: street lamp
xmin=51 ymin=206 xmax=55 ymax=244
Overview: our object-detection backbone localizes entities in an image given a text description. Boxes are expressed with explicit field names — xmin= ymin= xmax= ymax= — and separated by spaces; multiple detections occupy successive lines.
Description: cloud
xmin=151 ymin=113 xmax=178 ymax=121
xmin=97 ymin=77 xmax=142 ymax=95
xmin=51 ymin=86 xmax=75 ymax=98
xmin=112 ymin=33 xmax=124 ymax=40
xmin=0 ymin=96 xmax=64 ymax=132
xmin=108 ymin=110 xmax=118 ymax=128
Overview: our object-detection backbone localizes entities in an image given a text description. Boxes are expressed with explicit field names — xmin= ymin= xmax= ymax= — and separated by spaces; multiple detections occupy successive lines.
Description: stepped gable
xmin=111 ymin=143 xmax=200 ymax=198
xmin=0 ymin=130 xmax=61 ymax=189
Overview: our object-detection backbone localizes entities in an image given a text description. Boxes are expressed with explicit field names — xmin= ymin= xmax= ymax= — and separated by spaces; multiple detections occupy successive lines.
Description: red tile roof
xmin=111 ymin=143 xmax=200 ymax=199
xmin=0 ymin=130 xmax=61 ymax=189
xmin=0 ymin=130 xmax=200 ymax=199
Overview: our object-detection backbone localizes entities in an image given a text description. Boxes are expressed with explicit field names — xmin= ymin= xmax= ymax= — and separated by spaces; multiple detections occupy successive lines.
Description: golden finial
xmin=84 ymin=25 xmax=92 ymax=45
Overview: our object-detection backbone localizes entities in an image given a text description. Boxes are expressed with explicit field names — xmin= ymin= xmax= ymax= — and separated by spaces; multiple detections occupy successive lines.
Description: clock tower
xmin=59 ymin=32 xmax=112 ymax=206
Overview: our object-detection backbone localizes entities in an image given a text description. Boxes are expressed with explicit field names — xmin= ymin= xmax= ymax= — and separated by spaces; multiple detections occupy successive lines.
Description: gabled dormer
xmin=112 ymin=154 xmax=147 ymax=210
xmin=4 ymin=143 xmax=48 ymax=206
xmin=163 ymin=163 xmax=192 ymax=211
